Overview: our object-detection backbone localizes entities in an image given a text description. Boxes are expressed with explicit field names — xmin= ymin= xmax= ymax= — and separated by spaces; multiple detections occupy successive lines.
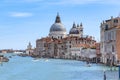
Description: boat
xmin=9 ymin=56 xmax=12 ymax=58
xmin=86 ymin=64 xmax=91 ymax=67
xmin=86 ymin=60 xmax=91 ymax=67
xmin=0 ymin=55 xmax=9 ymax=62
xmin=32 ymin=59 xmax=40 ymax=62
xmin=32 ymin=58 xmax=40 ymax=62
xmin=45 ymin=59 xmax=49 ymax=62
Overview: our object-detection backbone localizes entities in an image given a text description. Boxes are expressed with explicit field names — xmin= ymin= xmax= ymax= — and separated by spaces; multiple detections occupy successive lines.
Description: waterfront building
xmin=36 ymin=13 xmax=97 ymax=60
xmin=0 ymin=49 xmax=14 ymax=53
xmin=100 ymin=16 xmax=120 ymax=65
xmin=26 ymin=42 xmax=34 ymax=54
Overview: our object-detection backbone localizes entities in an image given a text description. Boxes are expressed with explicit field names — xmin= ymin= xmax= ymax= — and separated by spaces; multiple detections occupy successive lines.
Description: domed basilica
xmin=49 ymin=13 xmax=83 ymax=39
xmin=36 ymin=13 xmax=96 ymax=59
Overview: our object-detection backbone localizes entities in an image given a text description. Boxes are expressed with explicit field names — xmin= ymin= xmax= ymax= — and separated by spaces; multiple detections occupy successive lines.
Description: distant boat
xmin=32 ymin=58 xmax=40 ymax=62
xmin=32 ymin=59 xmax=40 ymax=62
xmin=86 ymin=64 xmax=91 ymax=67
xmin=86 ymin=61 xmax=91 ymax=67
xmin=9 ymin=56 xmax=12 ymax=58
xmin=45 ymin=59 xmax=49 ymax=62
xmin=0 ymin=55 xmax=9 ymax=62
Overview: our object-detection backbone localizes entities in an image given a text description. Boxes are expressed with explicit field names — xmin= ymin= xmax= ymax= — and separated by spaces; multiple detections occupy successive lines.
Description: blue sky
xmin=0 ymin=0 xmax=120 ymax=50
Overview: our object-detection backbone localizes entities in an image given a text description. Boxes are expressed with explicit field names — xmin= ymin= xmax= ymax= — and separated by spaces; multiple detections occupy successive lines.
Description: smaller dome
xmin=69 ymin=28 xmax=79 ymax=34
xmin=69 ymin=22 xmax=79 ymax=34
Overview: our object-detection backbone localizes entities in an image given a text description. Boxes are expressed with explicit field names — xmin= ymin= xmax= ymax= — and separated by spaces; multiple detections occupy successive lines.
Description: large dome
xmin=49 ymin=13 xmax=66 ymax=32
xmin=49 ymin=13 xmax=67 ymax=39
xmin=50 ymin=23 xmax=66 ymax=32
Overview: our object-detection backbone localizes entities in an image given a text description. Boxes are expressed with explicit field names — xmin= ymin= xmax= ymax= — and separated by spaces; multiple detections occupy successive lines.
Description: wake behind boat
xmin=86 ymin=64 xmax=91 ymax=67
xmin=45 ymin=59 xmax=49 ymax=62
xmin=86 ymin=61 xmax=91 ymax=67
xmin=32 ymin=58 xmax=40 ymax=62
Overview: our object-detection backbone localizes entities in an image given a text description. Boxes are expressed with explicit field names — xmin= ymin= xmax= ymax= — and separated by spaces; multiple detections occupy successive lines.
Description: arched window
xmin=105 ymin=25 xmax=108 ymax=30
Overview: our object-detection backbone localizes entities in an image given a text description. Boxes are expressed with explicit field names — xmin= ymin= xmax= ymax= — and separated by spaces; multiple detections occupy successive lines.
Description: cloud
xmin=10 ymin=12 xmax=33 ymax=17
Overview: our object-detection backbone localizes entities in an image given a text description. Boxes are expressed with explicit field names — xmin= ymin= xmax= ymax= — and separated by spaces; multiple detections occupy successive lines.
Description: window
xmin=105 ymin=46 xmax=107 ymax=52
xmin=112 ymin=45 xmax=114 ymax=52
xmin=111 ymin=31 xmax=114 ymax=40
xmin=105 ymin=25 xmax=108 ymax=30
xmin=108 ymin=32 xmax=111 ymax=40
xmin=69 ymin=45 xmax=71 ymax=48
xmin=114 ymin=19 xmax=118 ymax=23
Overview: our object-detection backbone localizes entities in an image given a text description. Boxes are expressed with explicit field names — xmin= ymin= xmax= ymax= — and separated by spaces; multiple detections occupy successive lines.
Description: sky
xmin=0 ymin=0 xmax=120 ymax=50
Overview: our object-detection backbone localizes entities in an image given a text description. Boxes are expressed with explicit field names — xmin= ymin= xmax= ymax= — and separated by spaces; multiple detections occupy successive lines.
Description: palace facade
xmin=100 ymin=16 xmax=120 ymax=65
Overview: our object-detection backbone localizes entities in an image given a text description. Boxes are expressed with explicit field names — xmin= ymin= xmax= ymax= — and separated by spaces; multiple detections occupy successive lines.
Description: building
xmin=26 ymin=42 xmax=34 ymax=55
xmin=100 ymin=16 xmax=120 ymax=65
xmin=36 ymin=13 xmax=97 ymax=60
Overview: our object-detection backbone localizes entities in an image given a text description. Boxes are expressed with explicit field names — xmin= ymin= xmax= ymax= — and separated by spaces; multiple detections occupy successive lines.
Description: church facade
xmin=35 ymin=14 xmax=97 ymax=60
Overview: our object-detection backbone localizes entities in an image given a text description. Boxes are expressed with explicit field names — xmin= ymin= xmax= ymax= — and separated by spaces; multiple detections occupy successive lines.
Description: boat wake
xmin=45 ymin=59 xmax=49 ymax=62
xmin=32 ymin=59 xmax=40 ymax=62
xmin=86 ymin=64 xmax=91 ymax=67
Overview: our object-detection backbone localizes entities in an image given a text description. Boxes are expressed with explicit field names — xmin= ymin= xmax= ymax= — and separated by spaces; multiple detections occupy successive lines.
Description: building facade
xmin=26 ymin=42 xmax=34 ymax=55
xmin=100 ymin=16 xmax=120 ymax=65
xmin=36 ymin=14 xmax=97 ymax=60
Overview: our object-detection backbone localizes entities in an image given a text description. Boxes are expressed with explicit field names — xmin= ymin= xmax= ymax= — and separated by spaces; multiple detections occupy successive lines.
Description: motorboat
xmin=86 ymin=64 xmax=91 ymax=67
xmin=45 ymin=59 xmax=49 ymax=62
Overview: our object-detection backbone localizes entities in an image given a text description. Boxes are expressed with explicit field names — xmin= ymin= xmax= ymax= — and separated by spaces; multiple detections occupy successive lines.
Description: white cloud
xmin=10 ymin=12 xmax=33 ymax=17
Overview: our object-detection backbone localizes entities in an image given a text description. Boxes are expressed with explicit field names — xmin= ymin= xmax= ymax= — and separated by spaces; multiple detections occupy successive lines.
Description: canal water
xmin=0 ymin=53 xmax=119 ymax=80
